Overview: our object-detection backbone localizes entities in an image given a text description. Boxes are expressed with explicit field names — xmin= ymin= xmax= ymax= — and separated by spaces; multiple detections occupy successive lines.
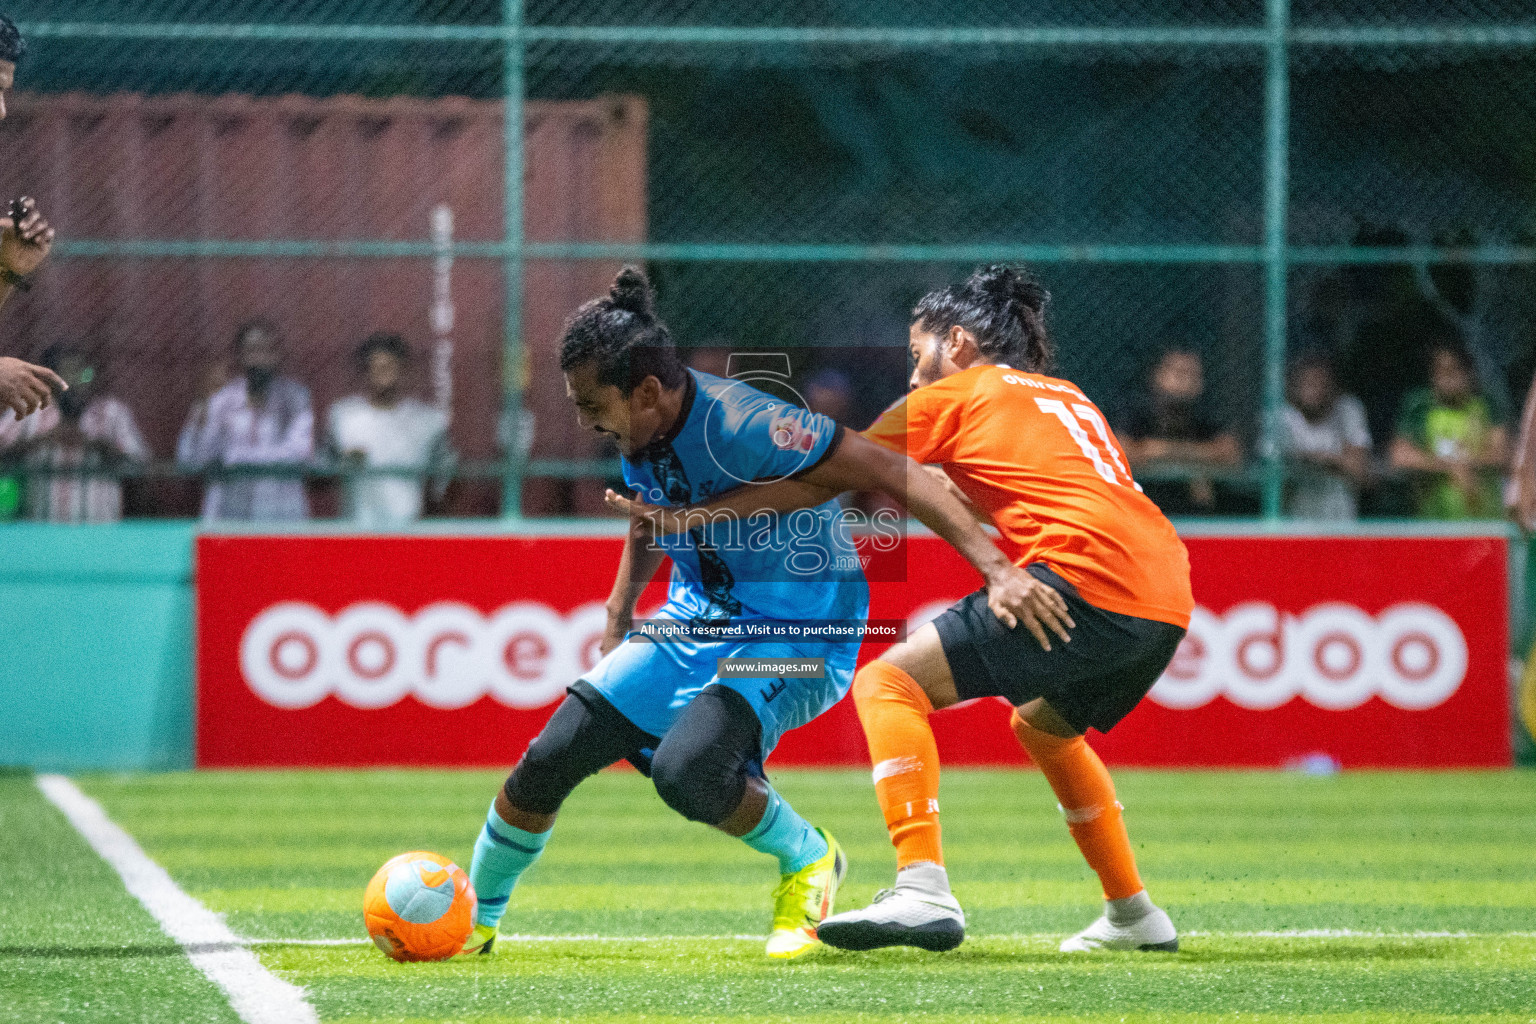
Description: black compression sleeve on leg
xmin=650 ymin=684 xmax=763 ymax=826
xmin=502 ymin=686 xmax=654 ymax=816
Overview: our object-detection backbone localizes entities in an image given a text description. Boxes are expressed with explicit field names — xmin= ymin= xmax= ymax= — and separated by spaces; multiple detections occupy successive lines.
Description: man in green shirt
xmin=1390 ymin=342 xmax=1509 ymax=519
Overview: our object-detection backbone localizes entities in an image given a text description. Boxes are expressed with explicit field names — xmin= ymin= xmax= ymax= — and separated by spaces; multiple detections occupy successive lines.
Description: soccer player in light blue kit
xmin=464 ymin=268 xmax=1044 ymax=959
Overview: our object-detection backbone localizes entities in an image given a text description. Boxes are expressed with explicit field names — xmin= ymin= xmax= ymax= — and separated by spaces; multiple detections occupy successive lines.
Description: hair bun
xmin=975 ymin=263 xmax=1049 ymax=315
xmin=608 ymin=266 xmax=656 ymax=317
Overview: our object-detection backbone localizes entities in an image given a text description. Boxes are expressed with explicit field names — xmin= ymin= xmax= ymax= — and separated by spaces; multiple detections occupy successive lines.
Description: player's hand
xmin=604 ymin=488 xmax=688 ymax=535
xmin=0 ymin=197 xmax=56 ymax=278
xmin=985 ymin=564 xmax=1074 ymax=651
xmin=0 ymin=356 xmax=67 ymax=418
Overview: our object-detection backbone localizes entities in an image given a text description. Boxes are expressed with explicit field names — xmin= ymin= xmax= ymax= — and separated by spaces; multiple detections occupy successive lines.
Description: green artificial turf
xmin=12 ymin=768 xmax=1536 ymax=1023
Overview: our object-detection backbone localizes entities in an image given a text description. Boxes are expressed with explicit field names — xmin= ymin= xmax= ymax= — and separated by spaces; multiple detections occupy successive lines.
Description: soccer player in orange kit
xmin=610 ymin=264 xmax=1193 ymax=953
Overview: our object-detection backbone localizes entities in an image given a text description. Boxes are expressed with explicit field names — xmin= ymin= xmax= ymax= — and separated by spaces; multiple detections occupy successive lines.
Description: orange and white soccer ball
xmin=363 ymin=851 xmax=477 ymax=962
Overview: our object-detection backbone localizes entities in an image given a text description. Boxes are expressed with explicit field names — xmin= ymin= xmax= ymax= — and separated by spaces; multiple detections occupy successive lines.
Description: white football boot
xmin=1060 ymin=892 xmax=1179 ymax=952
xmin=817 ymin=864 xmax=966 ymax=953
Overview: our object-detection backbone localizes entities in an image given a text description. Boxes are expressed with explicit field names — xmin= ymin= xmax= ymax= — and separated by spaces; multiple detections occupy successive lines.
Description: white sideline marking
xmin=37 ymin=775 xmax=319 ymax=1024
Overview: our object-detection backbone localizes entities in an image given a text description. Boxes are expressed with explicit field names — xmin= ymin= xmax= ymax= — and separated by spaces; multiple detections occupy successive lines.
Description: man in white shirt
xmin=0 ymin=343 xmax=149 ymax=522
xmin=178 ymin=320 xmax=314 ymax=521
xmin=326 ymin=332 xmax=454 ymax=528
xmin=1280 ymin=353 xmax=1372 ymax=521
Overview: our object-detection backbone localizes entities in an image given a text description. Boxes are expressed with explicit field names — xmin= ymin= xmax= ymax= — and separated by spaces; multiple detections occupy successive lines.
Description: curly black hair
xmin=558 ymin=266 xmax=686 ymax=395
xmin=0 ymin=16 xmax=25 ymax=65
xmin=912 ymin=264 xmax=1053 ymax=373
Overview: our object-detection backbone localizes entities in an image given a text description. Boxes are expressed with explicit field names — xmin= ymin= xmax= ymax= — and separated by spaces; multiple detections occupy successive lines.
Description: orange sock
xmin=852 ymin=661 xmax=944 ymax=868
xmin=1010 ymin=709 xmax=1144 ymax=900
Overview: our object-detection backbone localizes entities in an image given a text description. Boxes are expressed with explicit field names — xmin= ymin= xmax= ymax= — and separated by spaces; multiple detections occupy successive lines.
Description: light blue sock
xmin=468 ymin=803 xmax=551 ymax=928
xmin=741 ymin=787 xmax=828 ymax=874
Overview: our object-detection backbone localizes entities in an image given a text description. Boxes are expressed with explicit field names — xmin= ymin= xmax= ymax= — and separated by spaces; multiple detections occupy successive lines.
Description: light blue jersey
xmin=582 ymin=369 xmax=870 ymax=756
xmin=623 ymin=370 xmax=869 ymax=626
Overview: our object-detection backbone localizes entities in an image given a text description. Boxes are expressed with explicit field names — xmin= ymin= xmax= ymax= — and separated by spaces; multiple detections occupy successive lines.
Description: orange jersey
xmin=864 ymin=364 xmax=1193 ymax=628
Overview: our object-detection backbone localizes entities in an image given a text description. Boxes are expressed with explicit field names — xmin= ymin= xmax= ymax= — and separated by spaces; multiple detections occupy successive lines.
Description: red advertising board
xmin=196 ymin=532 xmax=1510 ymax=769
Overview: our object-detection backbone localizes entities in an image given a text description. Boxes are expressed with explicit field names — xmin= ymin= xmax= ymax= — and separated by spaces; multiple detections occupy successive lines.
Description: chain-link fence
xmin=2 ymin=1 xmax=1533 ymax=523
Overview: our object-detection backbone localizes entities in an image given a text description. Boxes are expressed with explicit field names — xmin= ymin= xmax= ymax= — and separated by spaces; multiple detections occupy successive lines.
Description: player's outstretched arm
xmin=922 ymin=464 xmax=987 ymax=523
xmin=606 ymin=431 xmax=1073 ymax=649
xmin=605 ymin=478 xmax=836 ymax=535
xmin=600 ymin=512 xmax=668 ymax=656
xmin=819 ymin=432 xmax=1073 ymax=648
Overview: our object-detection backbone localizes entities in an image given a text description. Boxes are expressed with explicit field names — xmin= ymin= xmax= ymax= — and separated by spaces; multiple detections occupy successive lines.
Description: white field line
xmin=248 ymin=929 xmax=1536 ymax=946
xmin=36 ymin=775 xmax=319 ymax=1024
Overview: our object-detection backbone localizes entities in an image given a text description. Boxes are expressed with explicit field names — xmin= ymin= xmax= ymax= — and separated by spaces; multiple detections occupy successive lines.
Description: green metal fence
xmin=11 ymin=1 xmax=1536 ymax=520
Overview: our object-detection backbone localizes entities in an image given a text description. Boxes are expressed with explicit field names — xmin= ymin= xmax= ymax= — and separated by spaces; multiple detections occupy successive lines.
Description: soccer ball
xmin=363 ymin=851 xmax=477 ymax=962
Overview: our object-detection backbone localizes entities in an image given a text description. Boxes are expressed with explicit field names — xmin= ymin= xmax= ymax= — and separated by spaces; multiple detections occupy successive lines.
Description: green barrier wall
xmin=0 ymin=519 xmax=618 ymax=772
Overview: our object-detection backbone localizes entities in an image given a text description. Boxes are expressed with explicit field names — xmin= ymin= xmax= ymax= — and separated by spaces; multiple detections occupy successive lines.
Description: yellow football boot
xmin=765 ymin=828 xmax=847 ymax=960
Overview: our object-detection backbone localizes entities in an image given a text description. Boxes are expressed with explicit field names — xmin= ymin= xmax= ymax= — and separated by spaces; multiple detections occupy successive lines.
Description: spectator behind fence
xmin=0 ymin=343 xmax=148 ymax=522
xmin=326 ymin=332 xmax=455 ymax=528
xmin=178 ymin=319 xmax=313 ymax=521
xmin=1390 ymin=342 xmax=1509 ymax=520
xmin=1118 ymin=346 xmax=1242 ymax=516
xmin=1279 ymin=353 xmax=1371 ymax=521
xmin=1507 ymin=371 xmax=1536 ymax=532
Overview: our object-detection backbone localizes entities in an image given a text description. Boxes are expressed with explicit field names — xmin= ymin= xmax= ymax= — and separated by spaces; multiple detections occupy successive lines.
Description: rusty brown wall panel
xmin=0 ymin=92 xmax=647 ymax=516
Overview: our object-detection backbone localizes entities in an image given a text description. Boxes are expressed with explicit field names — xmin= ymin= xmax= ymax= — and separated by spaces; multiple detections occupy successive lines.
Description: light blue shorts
xmin=578 ymin=625 xmax=860 ymax=757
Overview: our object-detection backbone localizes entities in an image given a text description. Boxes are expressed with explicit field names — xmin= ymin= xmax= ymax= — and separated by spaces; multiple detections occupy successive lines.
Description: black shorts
xmin=933 ymin=564 xmax=1186 ymax=735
